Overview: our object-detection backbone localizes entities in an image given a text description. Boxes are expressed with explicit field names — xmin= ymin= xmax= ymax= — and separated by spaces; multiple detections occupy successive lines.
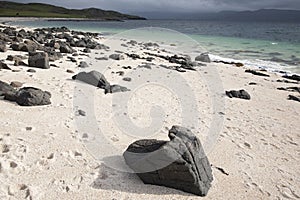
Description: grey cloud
xmin=6 ymin=0 xmax=300 ymax=13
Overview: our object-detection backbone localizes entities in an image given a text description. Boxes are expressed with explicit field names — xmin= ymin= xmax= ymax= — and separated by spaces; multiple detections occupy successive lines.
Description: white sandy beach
xmin=0 ymin=21 xmax=299 ymax=200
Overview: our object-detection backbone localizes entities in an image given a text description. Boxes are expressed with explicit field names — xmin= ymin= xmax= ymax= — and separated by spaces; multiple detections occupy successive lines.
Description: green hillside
xmin=0 ymin=1 xmax=146 ymax=20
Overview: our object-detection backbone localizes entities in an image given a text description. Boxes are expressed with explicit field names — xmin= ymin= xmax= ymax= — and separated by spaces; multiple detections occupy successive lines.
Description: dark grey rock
xmin=195 ymin=53 xmax=211 ymax=63
xmin=0 ymin=61 xmax=11 ymax=70
xmin=122 ymin=77 xmax=132 ymax=82
xmin=15 ymin=87 xmax=51 ymax=106
xmin=283 ymin=74 xmax=300 ymax=82
xmin=83 ymin=48 xmax=91 ymax=53
xmin=95 ymin=57 xmax=109 ymax=61
xmin=28 ymin=52 xmax=50 ymax=69
xmin=60 ymin=42 xmax=74 ymax=53
xmin=78 ymin=61 xmax=89 ymax=68
xmin=27 ymin=69 xmax=36 ymax=73
xmin=245 ymin=69 xmax=270 ymax=77
xmin=0 ymin=80 xmax=16 ymax=96
xmin=277 ymin=87 xmax=300 ymax=93
xmin=123 ymin=125 xmax=213 ymax=196
xmin=226 ymin=89 xmax=251 ymax=100
xmin=105 ymin=84 xmax=130 ymax=94
xmin=109 ymin=54 xmax=124 ymax=60
xmin=72 ymin=70 xmax=110 ymax=90
xmin=0 ymin=43 xmax=7 ymax=52
xmin=288 ymin=95 xmax=300 ymax=102
xmin=10 ymin=81 xmax=23 ymax=88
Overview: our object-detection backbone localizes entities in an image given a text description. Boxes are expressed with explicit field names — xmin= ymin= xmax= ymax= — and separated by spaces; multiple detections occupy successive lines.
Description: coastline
xmin=0 ymin=22 xmax=299 ymax=199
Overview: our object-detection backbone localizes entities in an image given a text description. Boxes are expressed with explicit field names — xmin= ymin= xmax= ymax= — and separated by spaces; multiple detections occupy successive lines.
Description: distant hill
xmin=0 ymin=1 xmax=146 ymax=20
xmin=136 ymin=9 xmax=300 ymax=22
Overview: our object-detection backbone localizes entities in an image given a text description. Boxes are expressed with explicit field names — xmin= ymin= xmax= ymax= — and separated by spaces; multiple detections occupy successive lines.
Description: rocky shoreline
xmin=0 ymin=22 xmax=299 ymax=199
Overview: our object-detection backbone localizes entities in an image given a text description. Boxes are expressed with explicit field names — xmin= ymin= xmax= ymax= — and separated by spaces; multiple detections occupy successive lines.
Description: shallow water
xmin=8 ymin=19 xmax=300 ymax=74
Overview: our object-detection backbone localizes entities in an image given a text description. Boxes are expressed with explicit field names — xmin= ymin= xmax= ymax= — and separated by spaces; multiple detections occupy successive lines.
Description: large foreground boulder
xmin=28 ymin=52 xmax=50 ymax=69
xmin=123 ymin=126 xmax=213 ymax=196
xmin=14 ymin=87 xmax=51 ymax=106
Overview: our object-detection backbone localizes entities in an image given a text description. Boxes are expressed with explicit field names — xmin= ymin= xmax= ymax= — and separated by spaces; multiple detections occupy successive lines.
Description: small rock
xmin=66 ymin=69 xmax=74 ymax=73
xmin=0 ymin=43 xmax=7 ymax=52
xmin=109 ymin=54 xmax=125 ymax=60
xmin=226 ymin=89 xmax=251 ymax=100
xmin=28 ymin=52 xmax=50 ymax=69
xmin=0 ymin=61 xmax=11 ymax=70
xmin=78 ymin=109 xmax=86 ymax=116
xmin=123 ymin=77 xmax=131 ymax=82
xmin=15 ymin=87 xmax=51 ymax=106
xmin=195 ymin=53 xmax=211 ymax=63
xmin=78 ymin=61 xmax=89 ymax=68
xmin=245 ymin=69 xmax=270 ymax=77
xmin=10 ymin=81 xmax=23 ymax=88
xmin=288 ymin=95 xmax=300 ymax=102
xmin=27 ymin=69 xmax=36 ymax=73
xmin=83 ymin=48 xmax=91 ymax=53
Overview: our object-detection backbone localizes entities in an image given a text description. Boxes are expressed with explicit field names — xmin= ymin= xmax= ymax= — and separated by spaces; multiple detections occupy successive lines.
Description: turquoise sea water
xmin=8 ymin=19 xmax=300 ymax=74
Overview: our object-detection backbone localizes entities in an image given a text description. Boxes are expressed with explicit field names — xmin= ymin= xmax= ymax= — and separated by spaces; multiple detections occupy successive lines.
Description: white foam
xmin=209 ymin=54 xmax=298 ymax=75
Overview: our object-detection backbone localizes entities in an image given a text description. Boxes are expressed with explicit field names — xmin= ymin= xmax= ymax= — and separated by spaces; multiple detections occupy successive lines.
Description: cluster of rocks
xmin=123 ymin=126 xmax=213 ymax=196
xmin=0 ymin=26 xmax=109 ymax=70
xmin=72 ymin=70 xmax=130 ymax=94
xmin=0 ymin=80 xmax=51 ymax=106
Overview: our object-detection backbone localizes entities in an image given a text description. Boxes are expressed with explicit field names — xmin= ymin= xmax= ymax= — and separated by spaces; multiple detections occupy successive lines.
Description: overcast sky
xmin=7 ymin=0 xmax=300 ymax=14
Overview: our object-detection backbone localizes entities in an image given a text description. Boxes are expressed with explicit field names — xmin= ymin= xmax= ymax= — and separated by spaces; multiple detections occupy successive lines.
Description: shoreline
xmin=4 ymin=18 xmax=300 ymax=75
xmin=0 ymin=23 xmax=299 ymax=199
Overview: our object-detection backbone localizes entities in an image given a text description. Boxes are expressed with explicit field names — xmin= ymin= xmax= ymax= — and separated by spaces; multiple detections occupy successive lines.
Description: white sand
xmin=0 ymin=22 xmax=299 ymax=200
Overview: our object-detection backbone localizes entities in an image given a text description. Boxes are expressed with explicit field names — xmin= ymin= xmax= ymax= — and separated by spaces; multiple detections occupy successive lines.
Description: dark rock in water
xmin=78 ymin=61 xmax=89 ymax=68
xmin=226 ymin=89 xmax=251 ymax=100
xmin=283 ymin=74 xmax=300 ymax=82
xmin=123 ymin=126 xmax=213 ymax=196
xmin=59 ymin=42 xmax=74 ymax=53
xmin=15 ymin=87 xmax=51 ymax=106
xmin=0 ymin=80 xmax=16 ymax=96
xmin=0 ymin=61 xmax=11 ymax=70
xmin=0 ymin=43 xmax=7 ymax=52
xmin=72 ymin=71 xmax=110 ymax=90
xmin=277 ymin=87 xmax=300 ymax=93
xmin=28 ymin=52 xmax=50 ymax=69
xmin=109 ymin=54 xmax=124 ymax=60
xmin=245 ymin=69 xmax=270 ymax=77
xmin=105 ymin=84 xmax=130 ymax=94
xmin=288 ymin=95 xmax=300 ymax=102
xmin=195 ymin=53 xmax=211 ymax=63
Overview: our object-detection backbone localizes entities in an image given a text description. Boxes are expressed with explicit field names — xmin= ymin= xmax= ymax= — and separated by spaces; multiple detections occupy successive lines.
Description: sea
xmin=7 ymin=19 xmax=300 ymax=74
